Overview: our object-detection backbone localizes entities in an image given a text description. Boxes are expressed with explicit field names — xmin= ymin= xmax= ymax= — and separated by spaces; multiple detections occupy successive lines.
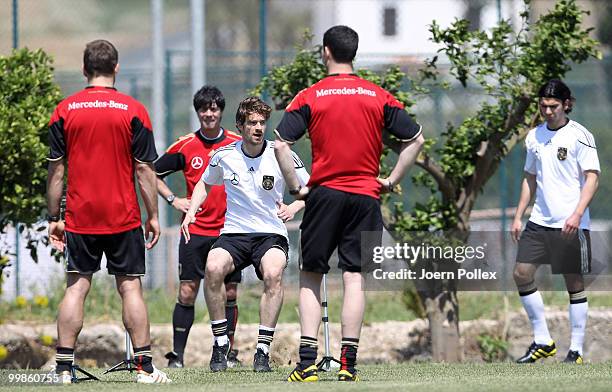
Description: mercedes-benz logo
xmin=191 ymin=156 xmax=204 ymax=169
xmin=230 ymin=173 xmax=240 ymax=185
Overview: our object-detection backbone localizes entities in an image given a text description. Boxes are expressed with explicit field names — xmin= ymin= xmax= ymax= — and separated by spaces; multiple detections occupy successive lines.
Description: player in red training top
xmin=274 ymin=26 xmax=425 ymax=382
xmin=47 ymin=40 xmax=169 ymax=383
xmin=154 ymin=86 xmax=242 ymax=368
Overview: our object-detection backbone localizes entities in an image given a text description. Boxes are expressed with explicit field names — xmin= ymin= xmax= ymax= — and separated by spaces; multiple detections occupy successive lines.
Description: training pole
xmin=316 ymin=274 xmax=341 ymax=371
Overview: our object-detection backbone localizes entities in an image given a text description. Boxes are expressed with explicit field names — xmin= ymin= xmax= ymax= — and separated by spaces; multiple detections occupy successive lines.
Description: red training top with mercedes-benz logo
xmin=48 ymin=86 xmax=158 ymax=234
xmin=276 ymin=74 xmax=422 ymax=199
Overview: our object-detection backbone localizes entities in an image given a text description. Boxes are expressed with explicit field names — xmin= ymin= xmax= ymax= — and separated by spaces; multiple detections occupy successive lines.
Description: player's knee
xmin=513 ymin=269 xmax=527 ymax=284
xmin=342 ymin=270 xmax=363 ymax=285
xmin=225 ymin=283 xmax=238 ymax=300
xmin=205 ymin=261 xmax=228 ymax=282
xmin=65 ymin=284 xmax=90 ymax=300
xmin=65 ymin=275 xmax=91 ymax=298
xmin=262 ymin=267 xmax=283 ymax=290
xmin=115 ymin=276 xmax=142 ymax=297
xmin=178 ymin=281 xmax=200 ymax=306
xmin=178 ymin=288 xmax=198 ymax=305
xmin=564 ymin=274 xmax=584 ymax=292
xmin=513 ymin=266 xmax=533 ymax=284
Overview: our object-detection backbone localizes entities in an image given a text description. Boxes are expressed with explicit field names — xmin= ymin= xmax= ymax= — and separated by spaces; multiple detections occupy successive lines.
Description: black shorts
xmin=211 ymin=233 xmax=288 ymax=280
xmin=300 ymin=186 xmax=383 ymax=273
xmin=179 ymin=234 xmax=241 ymax=283
xmin=516 ymin=221 xmax=591 ymax=274
xmin=65 ymin=227 xmax=146 ymax=276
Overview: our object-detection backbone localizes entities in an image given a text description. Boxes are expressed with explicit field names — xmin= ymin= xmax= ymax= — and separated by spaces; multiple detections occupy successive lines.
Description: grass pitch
xmin=1 ymin=363 xmax=611 ymax=392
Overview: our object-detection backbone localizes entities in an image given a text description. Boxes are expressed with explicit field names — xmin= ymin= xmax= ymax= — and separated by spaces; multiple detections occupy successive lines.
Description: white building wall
xmin=313 ymin=0 xmax=523 ymax=59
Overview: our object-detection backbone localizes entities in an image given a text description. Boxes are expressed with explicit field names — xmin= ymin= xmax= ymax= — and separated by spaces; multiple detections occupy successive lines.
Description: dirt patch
xmin=1 ymin=309 xmax=611 ymax=368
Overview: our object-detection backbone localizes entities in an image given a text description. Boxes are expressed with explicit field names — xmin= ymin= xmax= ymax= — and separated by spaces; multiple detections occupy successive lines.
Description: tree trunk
xmin=422 ymin=290 xmax=462 ymax=362
xmin=412 ymin=251 xmax=463 ymax=362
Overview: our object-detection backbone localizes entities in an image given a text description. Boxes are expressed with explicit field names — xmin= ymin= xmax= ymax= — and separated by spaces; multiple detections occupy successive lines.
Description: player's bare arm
xmin=377 ymin=133 xmax=425 ymax=194
xmin=273 ymin=138 xmax=306 ymax=198
xmin=47 ymin=159 xmax=66 ymax=251
xmin=562 ymin=170 xmax=599 ymax=237
xmin=511 ymin=173 xmax=537 ymax=242
xmin=136 ymin=161 xmax=160 ymax=249
xmin=156 ymin=177 xmax=191 ymax=213
xmin=181 ymin=181 xmax=211 ymax=242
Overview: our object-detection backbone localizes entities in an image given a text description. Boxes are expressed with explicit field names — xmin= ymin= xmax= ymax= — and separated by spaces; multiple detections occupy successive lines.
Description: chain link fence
xmin=2 ymin=0 xmax=612 ymax=298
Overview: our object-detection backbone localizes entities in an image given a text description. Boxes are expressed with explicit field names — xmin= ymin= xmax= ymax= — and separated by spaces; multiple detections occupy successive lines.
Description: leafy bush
xmin=477 ymin=333 xmax=509 ymax=362
xmin=0 ymin=48 xmax=62 ymax=229
xmin=0 ymin=48 xmax=62 ymax=294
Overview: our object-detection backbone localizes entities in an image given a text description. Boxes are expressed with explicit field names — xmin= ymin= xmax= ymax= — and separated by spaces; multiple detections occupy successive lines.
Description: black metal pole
xmin=12 ymin=0 xmax=18 ymax=49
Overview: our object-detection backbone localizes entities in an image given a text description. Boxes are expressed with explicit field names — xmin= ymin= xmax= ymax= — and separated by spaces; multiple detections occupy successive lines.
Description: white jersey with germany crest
xmin=524 ymin=119 xmax=600 ymax=230
xmin=201 ymin=140 xmax=309 ymax=238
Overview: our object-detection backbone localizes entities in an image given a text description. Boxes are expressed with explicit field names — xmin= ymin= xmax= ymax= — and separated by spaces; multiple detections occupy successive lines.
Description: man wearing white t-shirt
xmin=511 ymin=79 xmax=600 ymax=364
xmin=182 ymin=97 xmax=309 ymax=373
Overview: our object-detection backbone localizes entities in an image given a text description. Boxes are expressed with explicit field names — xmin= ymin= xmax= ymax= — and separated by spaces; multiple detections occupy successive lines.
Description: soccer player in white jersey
xmin=511 ymin=79 xmax=600 ymax=364
xmin=181 ymin=97 xmax=309 ymax=372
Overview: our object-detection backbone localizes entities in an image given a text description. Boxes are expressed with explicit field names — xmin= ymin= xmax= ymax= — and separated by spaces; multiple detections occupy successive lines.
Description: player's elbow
xmin=135 ymin=161 xmax=155 ymax=178
xmin=588 ymin=171 xmax=600 ymax=191
xmin=414 ymin=133 xmax=425 ymax=148
xmin=47 ymin=159 xmax=66 ymax=178
xmin=274 ymin=139 xmax=291 ymax=153
xmin=403 ymin=133 xmax=425 ymax=151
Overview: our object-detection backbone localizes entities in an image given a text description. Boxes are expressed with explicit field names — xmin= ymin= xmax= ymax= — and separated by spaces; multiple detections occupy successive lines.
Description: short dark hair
xmin=193 ymin=85 xmax=225 ymax=112
xmin=83 ymin=40 xmax=118 ymax=77
xmin=323 ymin=25 xmax=359 ymax=63
xmin=235 ymin=96 xmax=271 ymax=126
xmin=538 ymin=79 xmax=575 ymax=113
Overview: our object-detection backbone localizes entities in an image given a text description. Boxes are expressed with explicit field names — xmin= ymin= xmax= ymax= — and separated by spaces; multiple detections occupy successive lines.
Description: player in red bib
xmin=275 ymin=26 xmax=425 ymax=382
xmin=154 ymin=86 xmax=243 ymax=368
xmin=47 ymin=40 xmax=169 ymax=383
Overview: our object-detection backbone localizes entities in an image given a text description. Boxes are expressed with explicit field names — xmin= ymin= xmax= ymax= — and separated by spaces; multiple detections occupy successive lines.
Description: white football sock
xmin=569 ymin=291 xmax=588 ymax=355
xmin=520 ymin=290 xmax=552 ymax=345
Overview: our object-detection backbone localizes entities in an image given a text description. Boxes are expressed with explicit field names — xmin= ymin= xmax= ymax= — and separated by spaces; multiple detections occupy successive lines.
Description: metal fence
xmin=2 ymin=0 xmax=612 ymax=298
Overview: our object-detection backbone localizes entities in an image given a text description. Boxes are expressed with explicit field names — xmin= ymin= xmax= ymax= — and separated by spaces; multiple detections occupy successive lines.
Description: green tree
xmin=0 ymin=48 xmax=63 ymax=294
xmin=255 ymin=0 xmax=599 ymax=361
xmin=596 ymin=1 xmax=612 ymax=103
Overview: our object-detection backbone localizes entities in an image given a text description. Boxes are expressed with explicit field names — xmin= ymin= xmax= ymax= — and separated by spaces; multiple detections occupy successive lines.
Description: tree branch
xmin=416 ymin=155 xmax=455 ymax=203
xmin=504 ymin=110 xmax=540 ymax=153
xmin=383 ymin=131 xmax=455 ymax=203
xmin=458 ymin=94 xmax=533 ymax=221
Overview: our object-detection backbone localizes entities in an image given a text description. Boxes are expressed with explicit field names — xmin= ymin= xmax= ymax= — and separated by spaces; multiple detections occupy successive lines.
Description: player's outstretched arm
xmin=47 ymin=159 xmax=66 ymax=251
xmin=181 ymin=181 xmax=210 ymax=243
xmin=136 ymin=161 xmax=160 ymax=249
xmin=511 ymin=173 xmax=536 ymax=243
xmin=274 ymin=139 xmax=302 ymax=196
xmin=378 ymin=134 xmax=425 ymax=194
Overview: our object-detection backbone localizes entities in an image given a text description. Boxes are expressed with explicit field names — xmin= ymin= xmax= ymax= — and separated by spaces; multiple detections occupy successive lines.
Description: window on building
xmin=383 ymin=7 xmax=397 ymax=37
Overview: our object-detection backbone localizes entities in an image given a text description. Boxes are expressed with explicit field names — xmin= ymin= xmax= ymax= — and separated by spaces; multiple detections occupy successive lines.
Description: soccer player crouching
xmin=181 ymin=96 xmax=309 ymax=372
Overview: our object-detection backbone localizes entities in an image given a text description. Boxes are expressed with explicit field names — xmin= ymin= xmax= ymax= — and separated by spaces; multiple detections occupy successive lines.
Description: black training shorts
xmin=65 ymin=226 xmax=146 ymax=276
xmin=212 ymin=233 xmax=288 ymax=280
xmin=516 ymin=221 xmax=591 ymax=274
xmin=178 ymin=233 xmax=241 ymax=283
xmin=300 ymin=186 xmax=383 ymax=273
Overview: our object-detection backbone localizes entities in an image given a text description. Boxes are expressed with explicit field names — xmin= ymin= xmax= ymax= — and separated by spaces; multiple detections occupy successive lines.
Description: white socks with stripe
xmin=519 ymin=289 xmax=552 ymax=345
xmin=569 ymin=291 xmax=588 ymax=355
